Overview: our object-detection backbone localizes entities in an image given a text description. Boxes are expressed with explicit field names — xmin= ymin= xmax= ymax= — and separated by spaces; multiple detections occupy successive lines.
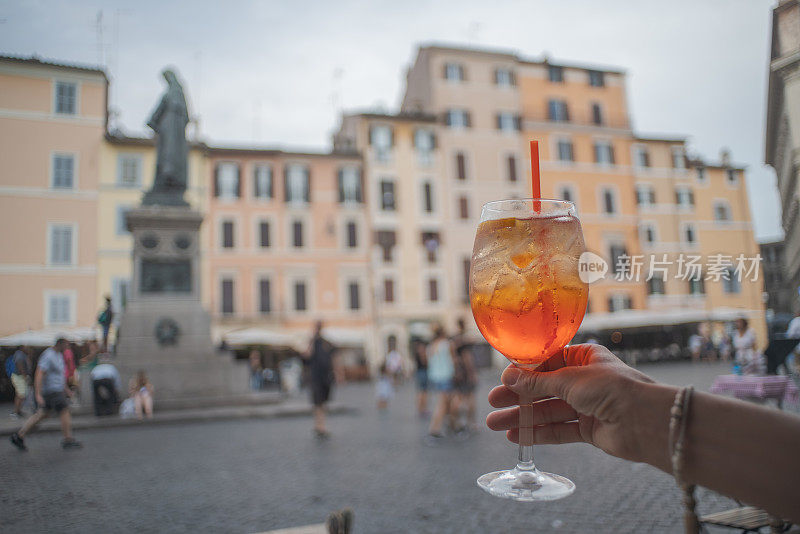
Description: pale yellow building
xmin=0 ymin=56 xmax=106 ymax=336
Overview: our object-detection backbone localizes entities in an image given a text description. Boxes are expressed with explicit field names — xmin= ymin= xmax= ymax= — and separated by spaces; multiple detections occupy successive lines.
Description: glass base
xmin=477 ymin=466 xmax=575 ymax=502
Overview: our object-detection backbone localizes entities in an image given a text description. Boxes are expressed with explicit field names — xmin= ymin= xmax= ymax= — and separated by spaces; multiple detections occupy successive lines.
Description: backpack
xmin=5 ymin=356 xmax=15 ymax=378
xmin=98 ymin=310 xmax=108 ymax=325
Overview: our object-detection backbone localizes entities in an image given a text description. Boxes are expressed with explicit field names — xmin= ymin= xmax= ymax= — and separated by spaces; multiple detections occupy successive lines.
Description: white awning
xmin=223 ymin=326 xmax=367 ymax=350
xmin=578 ymin=307 xmax=762 ymax=332
xmin=0 ymin=327 xmax=100 ymax=347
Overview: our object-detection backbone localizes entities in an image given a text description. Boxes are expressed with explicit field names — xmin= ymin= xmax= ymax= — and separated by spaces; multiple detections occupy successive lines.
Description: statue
xmin=142 ymin=69 xmax=190 ymax=207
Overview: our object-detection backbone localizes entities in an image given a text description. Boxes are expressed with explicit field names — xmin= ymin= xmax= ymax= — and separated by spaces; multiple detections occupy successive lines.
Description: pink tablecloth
xmin=710 ymin=375 xmax=800 ymax=407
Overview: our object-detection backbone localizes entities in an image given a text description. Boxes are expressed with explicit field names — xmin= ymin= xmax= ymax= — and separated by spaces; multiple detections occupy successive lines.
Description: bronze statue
xmin=143 ymin=69 xmax=189 ymax=207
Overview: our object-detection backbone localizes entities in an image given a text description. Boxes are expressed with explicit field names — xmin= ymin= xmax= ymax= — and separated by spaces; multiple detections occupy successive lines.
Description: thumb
xmin=501 ymin=365 xmax=572 ymax=399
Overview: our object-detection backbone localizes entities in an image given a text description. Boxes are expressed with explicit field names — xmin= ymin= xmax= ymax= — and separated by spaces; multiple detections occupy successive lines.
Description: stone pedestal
xmin=115 ymin=206 xmax=248 ymax=400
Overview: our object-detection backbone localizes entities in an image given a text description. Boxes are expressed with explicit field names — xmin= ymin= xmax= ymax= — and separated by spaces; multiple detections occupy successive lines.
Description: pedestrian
xmin=129 ymin=370 xmax=154 ymax=419
xmin=451 ymin=318 xmax=478 ymax=432
xmin=249 ymin=349 xmax=263 ymax=391
xmin=412 ymin=339 xmax=429 ymax=417
xmin=90 ymin=355 xmax=122 ymax=416
xmin=384 ymin=336 xmax=403 ymax=383
xmin=79 ymin=340 xmax=100 ymax=369
xmin=427 ymin=323 xmax=455 ymax=438
xmin=97 ymin=296 xmax=114 ymax=352
xmin=63 ymin=342 xmax=77 ymax=401
xmin=302 ymin=321 xmax=339 ymax=438
xmin=9 ymin=338 xmax=82 ymax=451
xmin=733 ymin=317 xmax=764 ymax=375
xmin=375 ymin=362 xmax=393 ymax=411
xmin=7 ymin=346 xmax=31 ymax=418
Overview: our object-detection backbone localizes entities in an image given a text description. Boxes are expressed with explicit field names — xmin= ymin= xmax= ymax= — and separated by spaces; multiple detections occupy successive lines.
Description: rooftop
xmin=0 ymin=54 xmax=108 ymax=80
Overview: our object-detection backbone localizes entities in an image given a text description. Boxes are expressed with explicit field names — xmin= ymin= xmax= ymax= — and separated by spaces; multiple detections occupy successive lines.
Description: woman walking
xmin=427 ymin=324 xmax=455 ymax=438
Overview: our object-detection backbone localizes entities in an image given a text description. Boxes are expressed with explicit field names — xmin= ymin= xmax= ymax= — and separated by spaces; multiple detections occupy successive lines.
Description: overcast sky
xmin=0 ymin=0 xmax=784 ymax=240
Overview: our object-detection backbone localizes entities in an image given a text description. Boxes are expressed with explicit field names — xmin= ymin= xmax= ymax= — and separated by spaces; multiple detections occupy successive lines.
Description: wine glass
xmin=470 ymin=198 xmax=588 ymax=501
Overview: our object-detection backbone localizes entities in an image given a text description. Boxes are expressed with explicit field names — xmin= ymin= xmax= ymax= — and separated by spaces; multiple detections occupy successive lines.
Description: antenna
xmin=94 ymin=10 xmax=105 ymax=66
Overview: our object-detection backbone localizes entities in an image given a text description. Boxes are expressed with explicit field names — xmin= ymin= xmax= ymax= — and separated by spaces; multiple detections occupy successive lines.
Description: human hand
xmin=36 ymin=393 xmax=45 ymax=407
xmin=486 ymin=344 xmax=669 ymax=467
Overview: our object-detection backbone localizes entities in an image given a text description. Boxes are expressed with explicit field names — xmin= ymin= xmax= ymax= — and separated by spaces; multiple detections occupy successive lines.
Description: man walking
xmin=10 ymin=338 xmax=82 ymax=451
xmin=8 ymin=346 xmax=31 ymax=417
xmin=302 ymin=321 xmax=340 ymax=439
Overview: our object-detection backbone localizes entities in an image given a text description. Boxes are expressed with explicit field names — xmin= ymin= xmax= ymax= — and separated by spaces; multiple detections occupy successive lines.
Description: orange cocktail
xmin=470 ymin=213 xmax=587 ymax=367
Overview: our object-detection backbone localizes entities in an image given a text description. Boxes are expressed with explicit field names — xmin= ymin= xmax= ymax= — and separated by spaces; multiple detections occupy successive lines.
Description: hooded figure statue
xmin=143 ymin=69 xmax=190 ymax=207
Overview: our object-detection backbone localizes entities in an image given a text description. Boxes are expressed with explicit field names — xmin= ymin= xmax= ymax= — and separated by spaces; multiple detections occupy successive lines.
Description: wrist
xmin=628 ymin=381 xmax=678 ymax=472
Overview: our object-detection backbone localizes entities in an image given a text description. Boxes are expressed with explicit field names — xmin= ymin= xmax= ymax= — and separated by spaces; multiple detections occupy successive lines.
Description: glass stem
xmin=517 ymin=389 xmax=536 ymax=471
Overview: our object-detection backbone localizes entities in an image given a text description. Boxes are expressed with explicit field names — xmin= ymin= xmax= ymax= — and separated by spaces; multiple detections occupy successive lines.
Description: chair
xmin=699 ymin=505 xmax=788 ymax=533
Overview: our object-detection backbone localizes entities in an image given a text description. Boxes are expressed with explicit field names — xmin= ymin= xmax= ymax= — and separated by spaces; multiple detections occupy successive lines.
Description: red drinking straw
xmin=530 ymin=140 xmax=541 ymax=211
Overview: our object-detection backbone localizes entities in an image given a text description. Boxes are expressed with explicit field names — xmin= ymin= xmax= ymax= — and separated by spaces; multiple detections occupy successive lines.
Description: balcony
xmin=523 ymin=113 xmax=630 ymax=131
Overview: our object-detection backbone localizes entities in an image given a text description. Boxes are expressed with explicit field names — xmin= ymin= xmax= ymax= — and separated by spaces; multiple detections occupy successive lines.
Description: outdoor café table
xmin=710 ymin=374 xmax=799 ymax=409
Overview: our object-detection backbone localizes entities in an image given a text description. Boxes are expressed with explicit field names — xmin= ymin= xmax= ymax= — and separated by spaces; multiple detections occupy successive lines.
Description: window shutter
xmin=465 ymin=111 xmax=472 ymax=128
xmin=337 ymin=168 xmax=344 ymax=203
xmin=357 ymin=168 xmax=364 ymax=203
xmin=389 ymin=127 xmax=394 ymax=147
xmin=649 ymin=189 xmax=656 ymax=204
xmin=442 ymin=63 xmax=449 ymax=79
xmin=431 ymin=132 xmax=437 ymax=149
xmin=548 ymin=100 xmax=555 ymax=121
xmin=412 ymin=128 xmax=419 ymax=149
xmin=593 ymin=144 xmax=600 ymax=163
xmin=495 ymin=114 xmax=501 ymax=130
xmin=514 ymin=115 xmax=522 ymax=131
xmin=493 ymin=68 xmax=499 ymax=84
xmin=460 ymin=65 xmax=466 ymax=81
xmin=368 ymin=126 xmax=374 ymax=145
xmin=510 ymin=70 xmax=517 ymax=86
xmin=304 ymin=167 xmax=310 ymax=203
xmin=267 ymin=167 xmax=274 ymax=198
xmin=689 ymin=190 xmax=695 ymax=206
xmin=214 ymin=165 xmax=220 ymax=197
xmin=253 ymin=167 xmax=260 ymax=198
xmin=444 ymin=111 xmax=452 ymax=127
xmin=675 ymin=190 xmax=681 ymax=205
xmin=283 ymin=166 xmax=290 ymax=202
xmin=609 ymin=145 xmax=616 ymax=164
xmin=236 ymin=165 xmax=242 ymax=198
xmin=564 ymin=102 xmax=570 ymax=122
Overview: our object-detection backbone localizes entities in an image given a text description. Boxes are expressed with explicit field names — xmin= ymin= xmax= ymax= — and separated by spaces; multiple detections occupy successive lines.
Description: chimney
xmin=720 ymin=148 xmax=731 ymax=166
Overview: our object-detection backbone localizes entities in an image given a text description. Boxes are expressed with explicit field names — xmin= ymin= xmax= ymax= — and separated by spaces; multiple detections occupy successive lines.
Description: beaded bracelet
xmin=668 ymin=386 xmax=699 ymax=534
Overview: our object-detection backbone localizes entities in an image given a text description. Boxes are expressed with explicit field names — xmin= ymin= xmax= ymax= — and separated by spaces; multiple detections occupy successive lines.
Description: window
xmin=696 ymin=166 xmax=707 ymax=183
xmin=346 ymin=221 xmax=358 ymax=248
xmin=348 ymin=282 xmax=360 ymax=310
xmin=49 ymin=224 xmax=74 ymax=265
xmin=380 ymin=180 xmax=396 ymax=211
xmin=588 ymin=70 xmax=605 ymax=87
xmin=607 ymin=294 xmax=632 ymax=313
xmin=294 ymin=281 xmax=307 ymax=311
xmin=221 ymin=278 xmax=234 ymax=315
xmin=591 ymin=103 xmax=603 ymax=125
xmin=635 ymin=146 xmax=650 ymax=169
xmin=444 ymin=62 xmax=465 ymax=82
xmin=422 ymin=182 xmax=434 ymax=213
xmin=215 ymin=162 xmax=240 ymax=199
xmin=221 ymin=220 xmax=235 ymax=249
xmin=641 ymin=224 xmax=656 ymax=245
xmin=54 ymin=81 xmax=77 ymax=114
xmin=284 ymin=164 xmax=310 ymax=203
xmin=647 ymin=276 xmax=665 ymax=295
xmin=548 ymin=100 xmax=569 ymax=122
xmin=428 ymin=278 xmax=439 ymax=302
xmin=675 ymin=187 xmax=694 ymax=209
xmin=422 ymin=232 xmax=440 ymax=263
xmin=608 ymin=243 xmax=628 ymax=275
xmin=258 ymin=278 xmax=271 ymax=314
xmin=376 ymin=230 xmax=396 ymax=262
xmin=671 ymin=147 xmax=685 ymax=170
xmin=688 ymin=276 xmax=705 ymax=295
xmin=557 ymin=140 xmax=574 ymax=162
xmin=594 ymin=141 xmax=615 ymax=165
xmin=558 ymin=186 xmax=574 ymax=204
xmin=455 ymin=152 xmax=468 ymax=180
xmin=117 ymin=155 xmax=141 ymax=188
xmin=636 ymin=185 xmax=655 ymax=206
xmin=726 ymin=169 xmax=739 ymax=185
xmin=338 ymin=166 xmax=362 ymax=203
xmin=683 ymin=224 xmax=696 ymax=245
xmin=46 ymin=293 xmax=73 ymax=325
xmin=463 ymin=257 xmax=471 ymax=301
xmin=548 ymin=65 xmax=564 ymax=83
xmin=116 ymin=205 xmax=132 ymax=236
xmin=507 ymin=155 xmax=518 ymax=182
xmin=383 ymin=278 xmax=395 ymax=303
xmin=254 ymin=164 xmax=273 ymax=199
xmin=292 ymin=220 xmax=304 ymax=248
xmin=494 ymin=68 xmax=515 ymax=87
xmin=52 ymin=154 xmax=75 ymax=189
xmin=370 ymin=125 xmax=394 ymax=162
xmin=723 ymin=269 xmax=740 ymax=294
xmin=414 ymin=129 xmax=435 ymax=165
xmin=714 ymin=202 xmax=731 ymax=222
xmin=445 ymin=109 xmax=471 ymax=129
xmin=601 ymin=188 xmax=617 ymax=215
xmin=458 ymin=196 xmax=469 ymax=219
xmin=259 ymin=221 xmax=271 ymax=248
xmin=496 ymin=112 xmax=520 ymax=132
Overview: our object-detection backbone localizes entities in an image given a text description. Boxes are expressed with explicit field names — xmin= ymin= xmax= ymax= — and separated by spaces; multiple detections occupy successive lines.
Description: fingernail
xmin=502 ymin=367 xmax=521 ymax=387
